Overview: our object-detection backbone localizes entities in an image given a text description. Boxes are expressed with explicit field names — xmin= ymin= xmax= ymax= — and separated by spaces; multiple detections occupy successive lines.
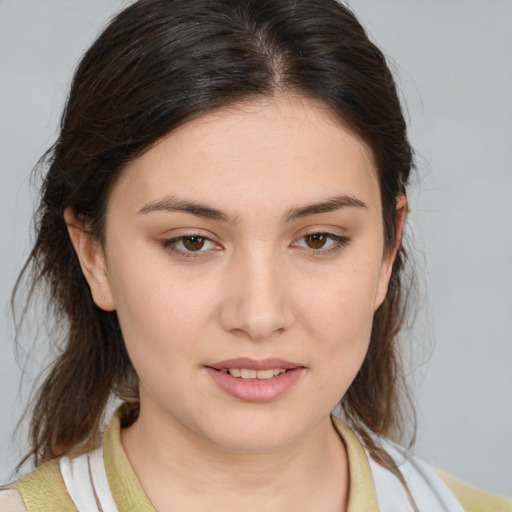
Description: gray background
xmin=1 ymin=0 xmax=511 ymax=496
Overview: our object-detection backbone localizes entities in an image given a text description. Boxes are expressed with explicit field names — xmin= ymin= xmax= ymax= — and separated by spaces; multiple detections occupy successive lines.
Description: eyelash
xmin=162 ymin=232 xmax=351 ymax=259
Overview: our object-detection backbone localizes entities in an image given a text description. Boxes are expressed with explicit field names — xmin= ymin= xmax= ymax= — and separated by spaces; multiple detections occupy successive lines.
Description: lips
xmin=205 ymin=358 xmax=306 ymax=402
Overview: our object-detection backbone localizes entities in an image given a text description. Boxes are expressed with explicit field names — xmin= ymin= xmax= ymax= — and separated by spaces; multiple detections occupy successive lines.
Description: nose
xmin=219 ymin=248 xmax=294 ymax=341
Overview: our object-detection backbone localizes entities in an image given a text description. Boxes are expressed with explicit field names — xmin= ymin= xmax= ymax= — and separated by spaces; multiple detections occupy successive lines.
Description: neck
xmin=121 ymin=403 xmax=349 ymax=512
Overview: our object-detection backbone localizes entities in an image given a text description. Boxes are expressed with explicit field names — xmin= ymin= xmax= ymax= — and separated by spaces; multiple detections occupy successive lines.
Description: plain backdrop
xmin=1 ymin=0 xmax=511 ymax=497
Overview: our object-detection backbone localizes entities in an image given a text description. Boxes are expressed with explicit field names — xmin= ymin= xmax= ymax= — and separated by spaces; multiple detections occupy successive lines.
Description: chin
xmin=211 ymin=423 xmax=298 ymax=453
xmin=195 ymin=405 xmax=315 ymax=454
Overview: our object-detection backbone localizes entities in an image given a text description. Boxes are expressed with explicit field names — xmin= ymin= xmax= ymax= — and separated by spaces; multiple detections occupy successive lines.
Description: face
xmin=83 ymin=96 xmax=398 ymax=453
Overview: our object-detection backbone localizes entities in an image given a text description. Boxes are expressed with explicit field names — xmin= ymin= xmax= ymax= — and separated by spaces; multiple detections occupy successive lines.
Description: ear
xmin=374 ymin=193 xmax=407 ymax=310
xmin=64 ymin=207 xmax=115 ymax=311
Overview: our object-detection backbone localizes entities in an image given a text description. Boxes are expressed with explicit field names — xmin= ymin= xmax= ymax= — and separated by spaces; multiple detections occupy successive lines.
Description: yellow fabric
xmin=436 ymin=468 xmax=512 ymax=512
xmin=331 ymin=416 xmax=379 ymax=512
xmin=8 ymin=410 xmax=512 ymax=511
xmin=103 ymin=411 xmax=156 ymax=511
xmin=12 ymin=458 xmax=77 ymax=512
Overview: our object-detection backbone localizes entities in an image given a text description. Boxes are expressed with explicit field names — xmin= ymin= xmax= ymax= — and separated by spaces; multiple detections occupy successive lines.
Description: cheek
xmin=106 ymin=248 xmax=219 ymax=370
xmin=303 ymin=257 xmax=381 ymax=338
xmin=297 ymin=255 xmax=382 ymax=388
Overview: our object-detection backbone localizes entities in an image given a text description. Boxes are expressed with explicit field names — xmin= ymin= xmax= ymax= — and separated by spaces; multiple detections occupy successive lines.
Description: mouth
xmin=206 ymin=357 xmax=304 ymax=377
xmin=204 ymin=358 xmax=306 ymax=402
xmin=216 ymin=368 xmax=289 ymax=379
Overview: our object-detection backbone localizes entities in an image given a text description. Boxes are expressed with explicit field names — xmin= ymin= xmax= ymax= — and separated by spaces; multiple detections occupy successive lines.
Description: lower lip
xmin=204 ymin=367 xmax=305 ymax=403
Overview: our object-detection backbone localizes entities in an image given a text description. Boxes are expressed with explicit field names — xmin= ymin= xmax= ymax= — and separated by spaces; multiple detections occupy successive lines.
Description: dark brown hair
xmin=14 ymin=0 xmax=414 ymax=477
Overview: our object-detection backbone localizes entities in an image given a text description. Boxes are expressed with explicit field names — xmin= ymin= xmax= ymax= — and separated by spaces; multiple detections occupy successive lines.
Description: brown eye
xmin=182 ymin=235 xmax=205 ymax=251
xmin=304 ymin=233 xmax=327 ymax=249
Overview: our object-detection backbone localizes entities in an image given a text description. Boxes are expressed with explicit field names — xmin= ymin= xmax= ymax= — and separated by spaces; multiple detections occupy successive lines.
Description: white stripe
xmin=60 ymin=454 xmax=100 ymax=511
xmin=403 ymin=454 xmax=466 ymax=512
xmin=368 ymin=455 xmax=416 ymax=511
xmin=88 ymin=448 xmax=119 ymax=512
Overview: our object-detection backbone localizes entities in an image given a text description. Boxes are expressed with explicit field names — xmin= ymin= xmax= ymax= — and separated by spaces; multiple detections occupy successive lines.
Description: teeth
xmin=256 ymin=369 xmax=274 ymax=379
xmin=241 ymin=369 xmax=257 ymax=379
xmin=224 ymin=368 xmax=287 ymax=379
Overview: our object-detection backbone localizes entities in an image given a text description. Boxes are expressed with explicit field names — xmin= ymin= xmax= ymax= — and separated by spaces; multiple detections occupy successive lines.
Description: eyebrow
xmin=284 ymin=195 xmax=367 ymax=222
xmin=138 ymin=197 xmax=233 ymax=222
xmin=137 ymin=194 xmax=367 ymax=223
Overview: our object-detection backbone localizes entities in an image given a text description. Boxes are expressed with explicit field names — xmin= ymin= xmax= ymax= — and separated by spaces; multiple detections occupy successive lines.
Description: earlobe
xmin=64 ymin=208 xmax=115 ymax=311
xmin=374 ymin=193 xmax=408 ymax=310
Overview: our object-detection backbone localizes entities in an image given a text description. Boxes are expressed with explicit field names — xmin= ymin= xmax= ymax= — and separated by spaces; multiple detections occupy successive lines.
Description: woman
xmin=1 ymin=0 xmax=511 ymax=510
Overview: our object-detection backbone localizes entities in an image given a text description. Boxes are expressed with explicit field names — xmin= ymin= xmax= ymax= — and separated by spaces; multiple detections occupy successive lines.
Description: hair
xmin=14 ymin=0 xmax=415 ymax=483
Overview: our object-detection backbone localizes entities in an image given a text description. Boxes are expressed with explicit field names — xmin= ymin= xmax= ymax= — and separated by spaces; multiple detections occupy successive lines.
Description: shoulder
xmin=0 ymin=489 xmax=27 ymax=512
xmin=331 ymin=416 xmax=512 ymax=512
xmin=381 ymin=440 xmax=512 ymax=512
xmin=6 ymin=459 xmax=76 ymax=511
xmin=368 ymin=433 xmax=512 ymax=512
xmin=436 ymin=468 xmax=512 ymax=512
xmin=379 ymin=439 xmax=512 ymax=512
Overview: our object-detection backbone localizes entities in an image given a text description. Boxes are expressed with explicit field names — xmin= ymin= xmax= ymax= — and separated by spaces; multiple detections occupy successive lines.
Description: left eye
xmin=180 ymin=235 xmax=207 ymax=251
xmin=163 ymin=235 xmax=219 ymax=256
xmin=304 ymin=233 xmax=329 ymax=249
xmin=294 ymin=232 xmax=350 ymax=251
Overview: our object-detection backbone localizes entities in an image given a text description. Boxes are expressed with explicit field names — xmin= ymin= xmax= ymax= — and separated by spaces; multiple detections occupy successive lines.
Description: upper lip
xmin=207 ymin=358 xmax=304 ymax=371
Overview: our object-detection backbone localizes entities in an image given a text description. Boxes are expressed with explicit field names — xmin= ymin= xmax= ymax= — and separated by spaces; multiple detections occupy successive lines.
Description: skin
xmin=66 ymin=95 xmax=406 ymax=512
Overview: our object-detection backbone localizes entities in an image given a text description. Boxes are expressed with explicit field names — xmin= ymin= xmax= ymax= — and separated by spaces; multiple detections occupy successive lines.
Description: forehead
xmin=111 ymin=95 xmax=380 ymax=217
